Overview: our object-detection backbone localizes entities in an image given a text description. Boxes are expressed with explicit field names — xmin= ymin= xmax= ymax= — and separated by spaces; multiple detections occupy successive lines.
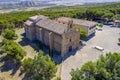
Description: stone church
xmin=24 ymin=15 xmax=80 ymax=56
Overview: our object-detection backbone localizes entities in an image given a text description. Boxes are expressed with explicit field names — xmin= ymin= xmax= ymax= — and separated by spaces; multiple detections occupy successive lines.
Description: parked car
xmin=94 ymin=46 xmax=104 ymax=51
xmin=96 ymin=27 xmax=102 ymax=31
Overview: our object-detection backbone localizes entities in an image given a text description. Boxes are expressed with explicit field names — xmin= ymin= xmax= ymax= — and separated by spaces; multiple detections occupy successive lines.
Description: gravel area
xmin=61 ymin=25 xmax=120 ymax=80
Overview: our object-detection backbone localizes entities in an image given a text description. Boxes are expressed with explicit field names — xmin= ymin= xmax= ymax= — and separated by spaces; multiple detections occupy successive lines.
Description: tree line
xmin=0 ymin=3 xmax=120 ymax=34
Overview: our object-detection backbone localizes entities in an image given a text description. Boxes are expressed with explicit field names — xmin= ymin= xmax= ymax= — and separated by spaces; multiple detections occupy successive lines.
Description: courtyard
xmin=61 ymin=25 xmax=120 ymax=80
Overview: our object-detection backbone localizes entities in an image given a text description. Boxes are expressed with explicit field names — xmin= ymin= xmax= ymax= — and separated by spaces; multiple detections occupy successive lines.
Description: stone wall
xmin=53 ymin=33 xmax=62 ymax=52
xmin=24 ymin=20 xmax=80 ymax=56
xmin=24 ymin=24 xmax=36 ymax=41
xmin=35 ymin=26 xmax=62 ymax=53
xmin=61 ymin=30 xmax=80 ymax=56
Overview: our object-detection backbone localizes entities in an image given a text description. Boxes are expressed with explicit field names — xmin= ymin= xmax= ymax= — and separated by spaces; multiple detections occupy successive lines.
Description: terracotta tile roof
xmin=57 ymin=17 xmax=98 ymax=28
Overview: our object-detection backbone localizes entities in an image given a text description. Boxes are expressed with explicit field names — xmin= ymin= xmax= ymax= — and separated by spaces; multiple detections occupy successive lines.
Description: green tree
xmin=71 ymin=52 xmax=120 ymax=80
xmin=55 ymin=77 xmax=61 ymax=80
xmin=75 ymin=26 xmax=88 ymax=38
xmin=113 ymin=14 xmax=120 ymax=20
xmin=0 ymin=3 xmax=120 ymax=32
xmin=118 ymin=38 xmax=120 ymax=42
xmin=97 ymin=23 xmax=103 ymax=28
xmin=2 ymin=29 xmax=17 ymax=40
xmin=21 ymin=50 xmax=57 ymax=80
xmin=102 ymin=13 xmax=114 ymax=20
xmin=21 ymin=58 xmax=33 ymax=73
xmin=1 ymin=39 xmax=26 ymax=62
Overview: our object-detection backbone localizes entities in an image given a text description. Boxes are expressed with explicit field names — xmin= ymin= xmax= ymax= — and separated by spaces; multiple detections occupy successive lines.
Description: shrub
xmin=1 ymin=39 xmax=26 ymax=62
xmin=21 ymin=50 xmax=57 ymax=80
xmin=71 ymin=52 xmax=120 ymax=80
xmin=75 ymin=26 xmax=88 ymax=38
xmin=2 ymin=29 xmax=18 ymax=40
xmin=97 ymin=23 xmax=103 ymax=28
xmin=21 ymin=58 xmax=33 ymax=73
xmin=55 ymin=77 xmax=61 ymax=80
xmin=118 ymin=38 xmax=120 ymax=42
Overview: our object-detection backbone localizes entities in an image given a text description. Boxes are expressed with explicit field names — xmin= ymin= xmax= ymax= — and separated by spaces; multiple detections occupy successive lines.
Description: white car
xmin=96 ymin=27 xmax=102 ymax=31
xmin=94 ymin=46 xmax=104 ymax=51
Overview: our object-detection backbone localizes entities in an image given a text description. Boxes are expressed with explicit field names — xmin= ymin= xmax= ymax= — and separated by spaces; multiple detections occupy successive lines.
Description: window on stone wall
xmin=26 ymin=27 xmax=29 ymax=31
xmin=70 ymin=39 xmax=71 ymax=42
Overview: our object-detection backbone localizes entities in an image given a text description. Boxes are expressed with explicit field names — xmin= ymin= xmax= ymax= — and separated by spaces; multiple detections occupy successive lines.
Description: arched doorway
xmin=69 ymin=46 xmax=72 ymax=52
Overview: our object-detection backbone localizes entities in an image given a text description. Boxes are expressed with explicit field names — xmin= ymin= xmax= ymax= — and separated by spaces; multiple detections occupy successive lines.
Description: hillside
xmin=0 ymin=1 xmax=57 ymax=10
xmin=0 ymin=0 xmax=120 ymax=10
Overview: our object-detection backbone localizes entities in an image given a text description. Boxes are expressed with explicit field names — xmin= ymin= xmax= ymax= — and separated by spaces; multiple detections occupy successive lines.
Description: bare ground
xmin=0 ymin=28 xmax=36 ymax=80
xmin=0 ymin=28 xmax=62 ymax=80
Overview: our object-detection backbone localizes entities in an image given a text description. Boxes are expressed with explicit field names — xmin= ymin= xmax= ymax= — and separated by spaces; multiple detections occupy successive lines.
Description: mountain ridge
xmin=0 ymin=0 xmax=120 ymax=3
xmin=0 ymin=0 xmax=120 ymax=11
xmin=0 ymin=0 xmax=59 ymax=2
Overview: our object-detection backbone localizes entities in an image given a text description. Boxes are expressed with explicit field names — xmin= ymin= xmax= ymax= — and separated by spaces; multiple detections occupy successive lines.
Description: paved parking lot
xmin=61 ymin=25 xmax=120 ymax=80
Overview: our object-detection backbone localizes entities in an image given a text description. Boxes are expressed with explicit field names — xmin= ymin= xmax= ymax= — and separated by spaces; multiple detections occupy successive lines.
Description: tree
xmin=118 ymin=38 xmax=120 ymax=45
xmin=0 ymin=3 xmax=120 ymax=32
xmin=55 ymin=77 xmax=61 ymax=80
xmin=21 ymin=58 xmax=33 ymax=73
xmin=2 ymin=29 xmax=17 ymax=40
xmin=75 ymin=26 xmax=88 ymax=38
xmin=70 ymin=52 xmax=120 ymax=80
xmin=97 ymin=23 xmax=103 ymax=28
xmin=80 ymin=29 xmax=88 ymax=38
xmin=21 ymin=50 xmax=57 ymax=80
xmin=102 ymin=12 xmax=114 ymax=20
xmin=113 ymin=14 xmax=120 ymax=20
xmin=118 ymin=38 xmax=120 ymax=42
xmin=1 ymin=39 xmax=26 ymax=62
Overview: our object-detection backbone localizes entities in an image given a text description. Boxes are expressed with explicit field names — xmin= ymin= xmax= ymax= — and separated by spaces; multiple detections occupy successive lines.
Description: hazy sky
xmin=61 ymin=0 xmax=120 ymax=3
xmin=0 ymin=0 xmax=120 ymax=3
